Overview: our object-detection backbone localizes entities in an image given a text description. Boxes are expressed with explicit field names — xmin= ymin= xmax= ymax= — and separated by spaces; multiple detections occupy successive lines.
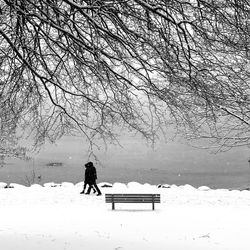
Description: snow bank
xmin=43 ymin=182 xmax=62 ymax=187
xmin=8 ymin=183 xmax=27 ymax=189
xmin=61 ymin=182 xmax=75 ymax=187
xmin=98 ymin=182 xmax=113 ymax=188
xmin=0 ymin=181 xmax=250 ymax=249
xmin=112 ymin=182 xmax=127 ymax=191
xmin=75 ymin=181 xmax=84 ymax=187
xmin=198 ymin=186 xmax=211 ymax=191
xmin=0 ymin=182 xmax=7 ymax=188
xmin=30 ymin=184 xmax=43 ymax=189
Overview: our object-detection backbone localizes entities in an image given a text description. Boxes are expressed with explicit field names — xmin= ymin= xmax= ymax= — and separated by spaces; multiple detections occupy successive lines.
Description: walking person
xmin=80 ymin=163 xmax=96 ymax=194
xmin=81 ymin=161 xmax=102 ymax=196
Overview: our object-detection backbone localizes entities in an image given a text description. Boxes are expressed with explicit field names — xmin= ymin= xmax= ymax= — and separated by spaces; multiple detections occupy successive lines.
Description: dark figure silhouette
xmin=81 ymin=162 xmax=102 ymax=196
xmin=80 ymin=164 xmax=96 ymax=194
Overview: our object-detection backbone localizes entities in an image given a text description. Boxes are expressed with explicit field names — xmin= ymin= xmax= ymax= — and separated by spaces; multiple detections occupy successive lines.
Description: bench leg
xmin=112 ymin=202 xmax=115 ymax=210
xmin=152 ymin=194 xmax=155 ymax=210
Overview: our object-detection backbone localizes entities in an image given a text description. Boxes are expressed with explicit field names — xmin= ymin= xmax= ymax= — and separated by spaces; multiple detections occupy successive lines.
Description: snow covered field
xmin=0 ymin=181 xmax=250 ymax=249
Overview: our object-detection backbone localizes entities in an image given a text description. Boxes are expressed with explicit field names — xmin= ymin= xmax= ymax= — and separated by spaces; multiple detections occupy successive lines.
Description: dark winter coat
xmin=84 ymin=165 xmax=97 ymax=185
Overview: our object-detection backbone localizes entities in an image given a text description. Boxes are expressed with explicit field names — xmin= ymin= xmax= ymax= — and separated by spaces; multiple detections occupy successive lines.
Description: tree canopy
xmin=0 ymin=105 xmax=27 ymax=163
xmin=1 ymin=0 xmax=250 ymax=151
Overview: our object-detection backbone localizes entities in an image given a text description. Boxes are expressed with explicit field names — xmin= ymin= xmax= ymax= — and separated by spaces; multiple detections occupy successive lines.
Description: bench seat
xmin=105 ymin=193 xmax=160 ymax=210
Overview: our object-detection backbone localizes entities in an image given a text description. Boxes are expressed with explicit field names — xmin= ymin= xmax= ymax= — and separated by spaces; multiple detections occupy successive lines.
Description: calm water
xmin=1 ymin=136 xmax=250 ymax=189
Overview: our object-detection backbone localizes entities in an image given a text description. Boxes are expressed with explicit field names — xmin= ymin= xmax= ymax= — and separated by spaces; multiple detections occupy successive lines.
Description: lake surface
xmin=1 ymin=135 xmax=250 ymax=189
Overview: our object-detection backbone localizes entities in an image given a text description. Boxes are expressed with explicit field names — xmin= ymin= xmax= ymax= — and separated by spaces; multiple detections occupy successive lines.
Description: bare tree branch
xmin=0 ymin=0 xmax=250 ymax=151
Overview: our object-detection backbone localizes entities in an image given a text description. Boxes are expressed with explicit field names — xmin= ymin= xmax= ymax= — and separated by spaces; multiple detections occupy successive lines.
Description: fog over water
xmin=1 ymin=135 xmax=250 ymax=189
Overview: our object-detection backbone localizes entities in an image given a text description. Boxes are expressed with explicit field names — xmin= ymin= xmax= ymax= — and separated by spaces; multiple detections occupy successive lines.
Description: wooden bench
xmin=105 ymin=193 xmax=160 ymax=210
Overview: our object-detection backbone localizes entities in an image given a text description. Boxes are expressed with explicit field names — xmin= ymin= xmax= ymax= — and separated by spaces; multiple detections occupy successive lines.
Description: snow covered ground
xmin=0 ymin=181 xmax=250 ymax=249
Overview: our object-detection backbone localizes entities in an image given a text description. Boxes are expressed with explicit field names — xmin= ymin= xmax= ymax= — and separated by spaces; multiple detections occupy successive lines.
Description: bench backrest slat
xmin=105 ymin=194 xmax=160 ymax=203
xmin=105 ymin=194 xmax=160 ymax=197
xmin=106 ymin=200 xmax=159 ymax=203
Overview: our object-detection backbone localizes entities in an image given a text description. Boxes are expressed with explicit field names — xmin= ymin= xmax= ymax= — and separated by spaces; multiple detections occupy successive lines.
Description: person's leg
xmin=80 ymin=182 xmax=87 ymax=194
xmin=85 ymin=184 xmax=93 ymax=194
xmin=93 ymin=183 xmax=102 ymax=195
